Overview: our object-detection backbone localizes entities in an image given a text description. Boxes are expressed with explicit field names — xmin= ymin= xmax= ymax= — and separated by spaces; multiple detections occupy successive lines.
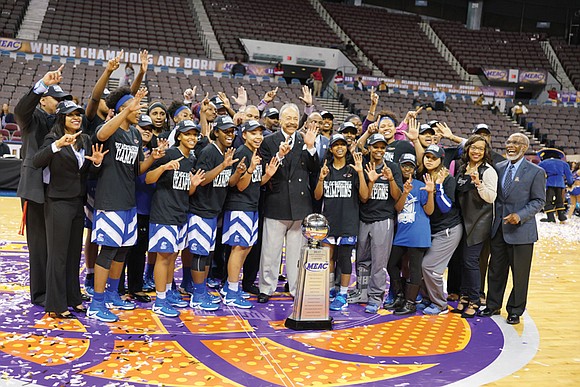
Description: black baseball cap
xmin=329 ymin=133 xmax=347 ymax=146
xmin=424 ymin=144 xmax=445 ymax=158
xmin=428 ymin=120 xmax=439 ymax=128
xmin=214 ymin=115 xmax=236 ymax=130
xmin=138 ymin=115 xmax=154 ymax=128
xmin=44 ymin=85 xmax=72 ymax=100
xmin=242 ymin=120 xmax=264 ymax=132
xmin=419 ymin=123 xmax=435 ymax=134
xmin=473 ymin=123 xmax=491 ymax=134
xmin=338 ymin=121 xmax=357 ymax=134
xmin=320 ymin=110 xmax=334 ymax=120
xmin=210 ymin=96 xmax=225 ymax=110
xmin=173 ymin=119 xmax=200 ymax=142
xmin=399 ymin=153 xmax=417 ymax=167
xmin=367 ymin=133 xmax=388 ymax=146
xmin=263 ymin=107 xmax=279 ymax=119
xmin=55 ymin=100 xmax=84 ymax=115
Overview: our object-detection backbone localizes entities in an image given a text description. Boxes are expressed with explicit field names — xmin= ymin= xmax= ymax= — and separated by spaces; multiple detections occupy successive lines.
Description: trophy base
xmin=284 ymin=317 xmax=333 ymax=331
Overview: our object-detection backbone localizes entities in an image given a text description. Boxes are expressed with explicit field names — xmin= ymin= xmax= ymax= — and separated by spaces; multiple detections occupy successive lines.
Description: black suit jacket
xmin=15 ymin=88 xmax=55 ymax=203
xmin=260 ymin=130 xmax=319 ymax=220
xmin=32 ymin=133 xmax=95 ymax=199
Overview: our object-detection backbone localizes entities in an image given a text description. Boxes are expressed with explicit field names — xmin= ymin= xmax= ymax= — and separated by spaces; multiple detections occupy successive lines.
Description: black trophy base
xmin=284 ymin=317 xmax=333 ymax=331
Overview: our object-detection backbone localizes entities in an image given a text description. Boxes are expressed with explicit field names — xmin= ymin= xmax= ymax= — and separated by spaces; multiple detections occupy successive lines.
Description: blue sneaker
xmin=86 ymin=304 xmax=119 ymax=323
xmin=152 ymin=298 xmax=180 ymax=317
xmin=206 ymin=278 xmax=221 ymax=289
xmin=179 ymin=281 xmax=195 ymax=295
xmin=364 ymin=303 xmax=379 ymax=314
xmin=206 ymin=291 xmax=221 ymax=304
xmin=415 ymin=293 xmax=423 ymax=304
xmin=85 ymin=286 xmax=94 ymax=296
xmin=423 ymin=304 xmax=449 ymax=315
xmin=142 ymin=276 xmax=155 ymax=292
xmin=167 ymin=289 xmax=188 ymax=308
xmin=105 ymin=291 xmax=136 ymax=310
xmin=416 ymin=299 xmax=432 ymax=311
xmin=329 ymin=294 xmax=348 ymax=311
xmin=329 ymin=287 xmax=339 ymax=301
xmin=84 ymin=275 xmax=94 ymax=296
xmin=224 ymin=289 xmax=253 ymax=309
xmin=190 ymin=292 xmax=220 ymax=311
xmin=220 ymin=286 xmax=250 ymax=299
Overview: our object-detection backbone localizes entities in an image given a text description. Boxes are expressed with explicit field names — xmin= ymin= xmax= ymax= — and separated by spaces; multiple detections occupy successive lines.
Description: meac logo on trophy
xmin=285 ymin=214 xmax=333 ymax=331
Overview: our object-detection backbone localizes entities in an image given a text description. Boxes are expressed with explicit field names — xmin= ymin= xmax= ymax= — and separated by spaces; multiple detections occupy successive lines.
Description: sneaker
xmin=85 ymin=286 xmax=94 ymax=296
xmin=105 ymin=291 xmax=136 ymax=310
xmin=86 ymin=304 xmax=119 ymax=323
xmin=347 ymin=288 xmax=368 ymax=304
xmin=423 ymin=304 xmax=449 ymax=315
xmin=189 ymin=292 xmax=220 ymax=311
xmin=84 ymin=275 xmax=94 ymax=296
xmin=415 ymin=293 xmax=423 ymax=304
xmin=364 ymin=303 xmax=379 ymax=314
xmin=206 ymin=291 xmax=222 ymax=304
xmin=152 ymin=298 xmax=180 ymax=317
xmin=179 ymin=281 xmax=195 ymax=295
xmin=224 ymin=290 xmax=253 ymax=309
xmin=219 ymin=287 xmax=250 ymax=299
xmin=383 ymin=292 xmax=395 ymax=306
xmin=206 ymin=278 xmax=222 ymax=289
xmin=329 ymin=294 xmax=348 ymax=311
xmin=142 ymin=277 xmax=155 ymax=292
xmin=329 ymin=287 xmax=339 ymax=301
xmin=167 ymin=289 xmax=188 ymax=308
xmin=416 ymin=299 xmax=432 ymax=311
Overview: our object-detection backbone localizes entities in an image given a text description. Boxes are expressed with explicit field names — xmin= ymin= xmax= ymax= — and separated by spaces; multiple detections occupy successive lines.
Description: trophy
xmin=285 ymin=214 xmax=333 ymax=330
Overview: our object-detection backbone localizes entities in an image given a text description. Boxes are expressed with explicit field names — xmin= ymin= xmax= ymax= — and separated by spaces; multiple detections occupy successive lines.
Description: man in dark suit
xmin=480 ymin=133 xmax=545 ymax=325
xmin=14 ymin=65 xmax=71 ymax=306
xmin=258 ymin=103 xmax=318 ymax=302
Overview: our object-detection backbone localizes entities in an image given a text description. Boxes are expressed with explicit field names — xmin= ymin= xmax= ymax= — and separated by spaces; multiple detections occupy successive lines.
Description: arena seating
xmin=38 ymin=0 xmax=206 ymax=57
xmin=524 ymin=104 xmax=580 ymax=155
xmin=201 ymin=0 xmax=343 ymax=61
xmin=430 ymin=21 xmax=550 ymax=74
xmin=0 ymin=0 xmax=29 ymax=39
xmin=322 ymin=2 xmax=462 ymax=83
xmin=550 ymin=38 xmax=580 ymax=91
xmin=339 ymin=89 xmax=542 ymax=152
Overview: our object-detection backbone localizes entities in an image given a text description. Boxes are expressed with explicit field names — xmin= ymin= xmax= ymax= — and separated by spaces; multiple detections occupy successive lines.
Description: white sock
xmin=329 ymin=273 xmax=335 ymax=290
xmin=228 ymin=281 xmax=239 ymax=292
xmin=165 ymin=283 xmax=171 ymax=292
xmin=87 ymin=268 xmax=94 ymax=274
xmin=157 ymin=291 xmax=166 ymax=300
xmin=340 ymin=286 xmax=348 ymax=296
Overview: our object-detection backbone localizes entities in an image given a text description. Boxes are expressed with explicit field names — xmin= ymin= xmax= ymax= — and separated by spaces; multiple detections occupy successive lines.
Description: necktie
xmin=287 ymin=135 xmax=294 ymax=149
xmin=503 ymin=164 xmax=514 ymax=192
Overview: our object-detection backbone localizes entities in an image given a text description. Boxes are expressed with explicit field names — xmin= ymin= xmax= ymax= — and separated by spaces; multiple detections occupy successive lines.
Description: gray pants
xmin=356 ymin=219 xmax=394 ymax=304
xmin=259 ymin=218 xmax=305 ymax=297
xmin=422 ymin=224 xmax=463 ymax=309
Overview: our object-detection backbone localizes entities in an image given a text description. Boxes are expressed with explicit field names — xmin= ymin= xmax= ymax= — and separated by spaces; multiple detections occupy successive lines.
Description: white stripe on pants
xmin=259 ymin=218 xmax=305 ymax=297
xmin=422 ymin=224 xmax=463 ymax=309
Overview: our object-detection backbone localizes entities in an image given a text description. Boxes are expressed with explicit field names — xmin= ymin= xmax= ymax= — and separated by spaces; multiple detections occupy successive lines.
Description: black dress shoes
xmin=506 ymin=314 xmax=520 ymax=324
xmin=242 ymin=284 xmax=260 ymax=295
xmin=479 ymin=307 xmax=501 ymax=317
xmin=257 ymin=293 xmax=270 ymax=303
xmin=49 ymin=311 xmax=76 ymax=319
xmin=81 ymin=294 xmax=91 ymax=301
xmin=72 ymin=305 xmax=87 ymax=314
xmin=131 ymin=293 xmax=152 ymax=303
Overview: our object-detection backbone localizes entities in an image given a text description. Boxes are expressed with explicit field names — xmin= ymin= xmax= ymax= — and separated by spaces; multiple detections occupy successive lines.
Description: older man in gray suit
xmin=480 ymin=133 xmax=545 ymax=325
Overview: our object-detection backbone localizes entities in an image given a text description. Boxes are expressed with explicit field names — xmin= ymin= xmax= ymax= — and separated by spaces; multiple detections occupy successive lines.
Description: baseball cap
xmin=367 ymin=133 xmax=388 ymax=146
xmin=424 ymin=144 xmax=445 ymax=159
xmin=263 ymin=107 xmax=279 ymax=118
xmin=55 ymin=100 xmax=84 ymax=115
xmin=473 ymin=123 xmax=491 ymax=134
xmin=214 ymin=115 xmax=236 ymax=130
xmin=100 ymin=88 xmax=110 ymax=100
xmin=44 ymin=85 xmax=72 ymax=100
xmin=338 ymin=121 xmax=357 ymax=134
xmin=399 ymin=153 xmax=417 ymax=167
xmin=428 ymin=120 xmax=439 ymax=128
xmin=329 ymin=133 xmax=347 ymax=146
xmin=173 ymin=119 xmax=200 ymax=142
xmin=138 ymin=114 xmax=154 ymax=128
xmin=242 ymin=120 xmax=264 ymax=132
xmin=320 ymin=110 xmax=334 ymax=120
xmin=210 ymin=96 xmax=224 ymax=110
xmin=419 ymin=123 xmax=435 ymax=134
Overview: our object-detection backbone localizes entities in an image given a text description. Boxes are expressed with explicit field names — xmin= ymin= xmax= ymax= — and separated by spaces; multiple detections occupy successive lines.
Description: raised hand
xmin=139 ymin=49 xmax=149 ymax=73
xmin=263 ymin=87 xmax=278 ymax=103
xmin=370 ymin=87 xmax=379 ymax=107
xmin=404 ymin=118 xmax=419 ymax=141
xmin=435 ymin=122 xmax=453 ymax=140
xmin=200 ymin=92 xmax=210 ymax=113
xmin=265 ymin=156 xmax=280 ymax=177
xmin=190 ymin=169 xmax=205 ymax=186
xmin=403 ymin=175 xmax=413 ymax=193
xmin=304 ymin=121 xmax=317 ymax=148
xmin=350 ymin=152 xmax=364 ymax=173
xmin=183 ymin=86 xmax=197 ymax=103
xmin=55 ymin=130 xmax=82 ymax=148
xmin=42 ymin=64 xmax=65 ymax=86
xmin=382 ymin=165 xmax=394 ymax=181
xmin=106 ymin=50 xmax=123 ymax=72
xmin=299 ymin=85 xmax=312 ymax=106
xmin=217 ymin=91 xmax=231 ymax=109
xmin=319 ymin=159 xmax=329 ymax=181
xmin=130 ymin=87 xmax=148 ymax=112
xmin=105 ymin=108 xmax=115 ymax=122
xmin=156 ymin=138 xmax=169 ymax=151
xmin=163 ymin=156 xmax=183 ymax=171
xmin=236 ymin=156 xmax=248 ymax=174
xmin=85 ymin=143 xmax=110 ymax=165
xmin=152 ymin=146 xmax=166 ymax=160
xmin=223 ymin=147 xmax=238 ymax=167
xmin=469 ymin=170 xmax=481 ymax=187
xmin=367 ymin=121 xmax=379 ymax=134
xmin=436 ymin=168 xmax=449 ymax=185
xmin=232 ymin=86 xmax=248 ymax=106
xmin=365 ymin=162 xmax=380 ymax=182
xmin=403 ymin=107 xmax=422 ymax=123
xmin=421 ymin=173 xmax=435 ymax=193
xmin=278 ymin=136 xmax=291 ymax=158
xmin=249 ymin=150 xmax=261 ymax=171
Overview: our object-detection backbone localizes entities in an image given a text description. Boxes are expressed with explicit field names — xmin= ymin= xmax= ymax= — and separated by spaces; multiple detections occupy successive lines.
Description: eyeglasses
xmin=505 ymin=140 xmax=526 ymax=146
xmin=470 ymin=146 xmax=486 ymax=152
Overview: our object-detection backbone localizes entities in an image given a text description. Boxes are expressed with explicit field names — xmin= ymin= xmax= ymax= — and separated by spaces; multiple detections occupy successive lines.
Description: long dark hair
xmin=50 ymin=114 xmax=88 ymax=151
xmin=459 ymin=134 xmax=492 ymax=174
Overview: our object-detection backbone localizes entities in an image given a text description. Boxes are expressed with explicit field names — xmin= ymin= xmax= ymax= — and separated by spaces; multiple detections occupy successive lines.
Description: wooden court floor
xmin=0 ymin=196 xmax=579 ymax=386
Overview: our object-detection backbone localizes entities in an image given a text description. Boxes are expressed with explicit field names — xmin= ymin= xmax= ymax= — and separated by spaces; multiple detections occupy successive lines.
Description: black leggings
xmin=335 ymin=245 xmax=354 ymax=275
xmin=387 ymin=245 xmax=426 ymax=285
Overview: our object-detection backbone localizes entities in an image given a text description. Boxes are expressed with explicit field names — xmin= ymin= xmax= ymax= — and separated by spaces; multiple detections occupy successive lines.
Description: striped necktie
xmin=503 ymin=164 xmax=514 ymax=192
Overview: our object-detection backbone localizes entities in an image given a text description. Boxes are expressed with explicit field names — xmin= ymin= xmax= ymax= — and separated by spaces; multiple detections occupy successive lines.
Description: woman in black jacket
xmin=33 ymin=100 xmax=107 ymax=318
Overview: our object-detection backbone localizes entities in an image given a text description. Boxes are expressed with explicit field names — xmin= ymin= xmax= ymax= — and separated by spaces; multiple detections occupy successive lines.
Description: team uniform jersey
xmin=93 ymin=125 xmax=143 ymax=211
xmin=383 ymin=140 xmax=415 ymax=164
xmin=320 ymin=164 xmax=361 ymax=238
xmin=188 ymin=143 xmax=233 ymax=218
xmin=430 ymin=175 xmax=461 ymax=233
xmin=393 ymin=180 xmax=431 ymax=248
xmin=224 ymin=145 xmax=262 ymax=212
xmin=359 ymin=160 xmax=403 ymax=223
